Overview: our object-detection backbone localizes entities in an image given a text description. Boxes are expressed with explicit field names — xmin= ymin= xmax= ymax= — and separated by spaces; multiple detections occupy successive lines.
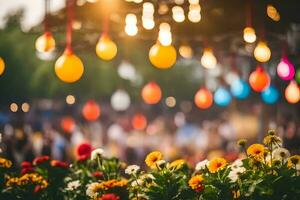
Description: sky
xmin=0 ymin=0 xmax=65 ymax=31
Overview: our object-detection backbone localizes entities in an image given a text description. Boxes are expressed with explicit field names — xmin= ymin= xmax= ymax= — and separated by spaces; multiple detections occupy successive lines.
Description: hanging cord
xmin=245 ymin=0 xmax=252 ymax=27
xmin=66 ymin=0 xmax=74 ymax=53
xmin=44 ymin=0 xmax=49 ymax=32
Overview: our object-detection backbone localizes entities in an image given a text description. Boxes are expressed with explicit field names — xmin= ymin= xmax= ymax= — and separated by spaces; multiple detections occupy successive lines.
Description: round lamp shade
xmin=55 ymin=50 xmax=84 ymax=83
xmin=277 ymin=56 xmax=295 ymax=81
xmin=149 ymin=43 xmax=177 ymax=69
xmin=0 ymin=57 xmax=5 ymax=76
xmin=35 ymin=32 xmax=56 ymax=53
xmin=243 ymin=27 xmax=256 ymax=43
xmin=131 ymin=113 xmax=147 ymax=130
xmin=61 ymin=116 xmax=75 ymax=133
xmin=96 ymin=34 xmax=117 ymax=61
xmin=254 ymin=41 xmax=271 ymax=63
xmin=261 ymin=85 xmax=279 ymax=104
xmin=82 ymin=100 xmax=101 ymax=121
xmin=230 ymin=79 xmax=250 ymax=99
xmin=214 ymin=87 xmax=232 ymax=106
xmin=249 ymin=66 xmax=270 ymax=92
xmin=141 ymin=82 xmax=162 ymax=104
xmin=194 ymin=88 xmax=213 ymax=109
xmin=111 ymin=89 xmax=131 ymax=111
xmin=285 ymin=81 xmax=300 ymax=104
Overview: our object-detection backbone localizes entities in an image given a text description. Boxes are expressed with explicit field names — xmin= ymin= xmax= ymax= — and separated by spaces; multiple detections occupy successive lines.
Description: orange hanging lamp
xmin=141 ymin=81 xmax=162 ymax=104
xmin=82 ymin=100 xmax=101 ymax=121
xmin=249 ymin=66 xmax=270 ymax=92
xmin=131 ymin=113 xmax=148 ymax=130
xmin=60 ymin=116 xmax=76 ymax=133
xmin=194 ymin=87 xmax=213 ymax=109
xmin=285 ymin=80 xmax=300 ymax=104
xmin=54 ymin=0 xmax=84 ymax=83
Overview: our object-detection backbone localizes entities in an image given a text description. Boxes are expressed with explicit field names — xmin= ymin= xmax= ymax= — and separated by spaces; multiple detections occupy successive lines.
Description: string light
xmin=201 ymin=48 xmax=217 ymax=69
xmin=158 ymin=23 xmax=172 ymax=46
xmin=188 ymin=2 xmax=201 ymax=23
xmin=243 ymin=27 xmax=256 ymax=43
xmin=142 ymin=2 xmax=155 ymax=30
xmin=10 ymin=103 xmax=18 ymax=112
xmin=158 ymin=3 xmax=169 ymax=15
xmin=21 ymin=103 xmax=30 ymax=113
xmin=125 ymin=13 xmax=138 ymax=36
xmin=66 ymin=94 xmax=76 ymax=105
xmin=254 ymin=41 xmax=271 ymax=63
xmin=172 ymin=6 xmax=185 ymax=23
xmin=267 ymin=4 xmax=280 ymax=22
xmin=165 ymin=96 xmax=176 ymax=107
xmin=179 ymin=45 xmax=193 ymax=59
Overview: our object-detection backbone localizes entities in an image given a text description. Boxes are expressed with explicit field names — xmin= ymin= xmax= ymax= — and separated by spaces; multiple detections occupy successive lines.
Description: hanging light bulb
xmin=0 ymin=57 xmax=5 ymax=76
xmin=285 ymin=80 xmax=300 ymax=104
xmin=188 ymin=3 xmax=201 ymax=23
xmin=267 ymin=4 xmax=280 ymax=22
xmin=249 ymin=66 xmax=270 ymax=92
xmin=149 ymin=43 xmax=177 ymax=69
xmin=243 ymin=27 xmax=256 ymax=43
xmin=230 ymin=79 xmax=250 ymax=99
xmin=35 ymin=32 xmax=56 ymax=53
xmin=96 ymin=34 xmax=118 ymax=61
xmin=141 ymin=82 xmax=162 ymax=104
xmin=111 ymin=89 xmax=131 ymax=111
xmin=201 ymin=48 xmax=217 ymax=69
xmin=261 ymin=85 xmax=279 ymax=104
xmin=142 ymin=2 xmax=155 ymax=30
xmin=158 ymin=23 xmax=172 ymax=46
xmin=194 ymin=87 xmax=213 ymax=109
xmin=277 ymin=56 xmax=295 ymax=81
xmin=214 ymin=87 xmax=232 ymax=107
xmin=125 ymin=13 xmax=138 ymax=36
xmin=172 ymin=6 xmax=185 ymax=22
xmin=179 ymin=45 xmax=193 ymax=59
xmin=254 ymin=41 xmax=271 ymax=63
xmin=55 ymin=49 xmax=84 ymax=83
xmin=82 ymin=100 xmax=101 ymax=121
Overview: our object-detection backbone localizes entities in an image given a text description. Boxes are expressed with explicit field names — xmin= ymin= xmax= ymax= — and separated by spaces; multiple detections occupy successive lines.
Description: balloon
xmin=230 ymin=79 xmax=250 ymax=99
xmin=254 ymin=41 xmax=271 ymax=63
xmin=60 ymin=116 xmax=75 ymax=133
xmin=96 ymin=34 xmax=117 ymax=61
xmin=296 ymin=69 xmax=300 ymax=84
xmin=214 ymin=87 xmax=232 ymax=106
xmin=149 ymin=43 xmax=177 ymax=69
xmin=194 ymin=88 xmax=213 ymax=109
xmin=277 ymin=56 xmax=295 ymax=80
xmin=261 ymin=85 xmax=279 ymax=104
xmin=285 ymin=80 xmax=300 ymax=104
xmin=111 ymin=89 xmax=131 ymax=111
xmin=249 ymin=66 xmax=270 ymax=92
xmin=55 ymin=49 xmax=84 ymax=83
xmin=0 ymin=57 xmax=5 ymax=76
xmin=131 ymin=113 xmax=147 ymax=130
xmin=35 ymin=32 xmax=56 ymax=53
xmin=141 ymin=82 xmax=162 ymax=104
xmin=82 ymin=100 xmax=101 ymax=121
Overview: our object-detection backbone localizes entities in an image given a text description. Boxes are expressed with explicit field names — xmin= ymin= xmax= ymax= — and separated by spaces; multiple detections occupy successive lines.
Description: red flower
xmin=21 ymin=161 xmax=32 ymax=168
xmin=50 ymin=160 xmax=69 ymax=168
xmin=21 ymin=167 xmax=35 ymax=175
xmin=196 ymin=185 xmax=205 ymax=193
xmin=34 ymin=185 xmax=44 ymax=193
xmin=100 ymin=194 xmax=120 ymax=200
xmin=92 ymin=171 xmax=103 ymax=179
xmin=76 ymin=143 xmax=92 ymax=159
xmin=33 ymin=156 xmax=50 ymax=165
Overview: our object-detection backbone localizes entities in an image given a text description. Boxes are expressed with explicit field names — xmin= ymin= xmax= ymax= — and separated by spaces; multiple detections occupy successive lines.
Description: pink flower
xmin=21 ymin=161 xmax=32 ymax=168
xmin=92 ymin=171 xmax=103 ymax=179
xmin=76 ymin=143 xmax=92 ymax=159
xmin=50 ymin=160 xmax=69 ymax=168
xmin=21 ymin=167 xmax=35 ymax=175
xmin=100 ymin=194 xmax=120 ymax=200
xmin=33 ymin=156 xmax=50 ymax=165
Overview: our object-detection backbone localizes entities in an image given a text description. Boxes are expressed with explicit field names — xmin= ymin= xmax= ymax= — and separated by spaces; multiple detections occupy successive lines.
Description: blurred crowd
xmin=1 ymin=104 xmax=300 ymax=168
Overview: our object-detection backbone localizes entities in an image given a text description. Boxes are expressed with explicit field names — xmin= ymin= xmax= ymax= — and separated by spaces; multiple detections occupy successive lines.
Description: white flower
xmin=86 ymin=182 xmax=99 ymax=199
xmin=230 ymin=159 xmax=243 ymax=169
xmin=272 ymin=148 xmax=290 ymax=161
xmin=228 ymin=166 xmax=246 ymax=183
xmin=156 ymin=160 xmax=166 ymax=166
xmin=195 ymin=159 xmax=209 ymax=171
xmin=131 ymin=179 xmax=144 ymax=187
xmin=66 ymin=180 xmax=80 ymax=191
xmin=125 ymin=165 xmax=140 ymax=175
xmin=91 ymin=148 xmax=104 ymax=160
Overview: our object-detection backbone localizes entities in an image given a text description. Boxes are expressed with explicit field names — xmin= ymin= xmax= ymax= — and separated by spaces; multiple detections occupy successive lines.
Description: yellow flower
xmin=287 ymin=155 xmax=300 ymax=169
xmin=98 ymin=179 xmax=128 ymax=190
xmin=263 ymin=135 xmax=282 ymax=147
xmin=207 ymin=158 xmax=227 ymax=173
xmin=0 ymin=157 xmax=12 ymax=168
xmin=247 ymin=144 xmax=265 ymax=161
xmin=188 ymin=175 xmax=204 ymax=190
xmin=169 ymin=159 xmax=185 ymax=170
xmin=145 ymin=151 xmax=163 ymax=168
xmin=232 ymin=190 xmax=241 ymax=199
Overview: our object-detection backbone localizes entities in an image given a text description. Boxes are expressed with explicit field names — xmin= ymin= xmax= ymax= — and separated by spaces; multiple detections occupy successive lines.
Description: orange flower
xmin=188 ymin=175 xmax=204 ymax=191
xmin=145 ymin=151 xmax=163 ymax=168
xmin=287 ymin=155 xmax=300 ymax=169
xmin=207 ymin=158 xmax=227 ymax=173
xmin=247 ymin=144 xmax=265 ymax=161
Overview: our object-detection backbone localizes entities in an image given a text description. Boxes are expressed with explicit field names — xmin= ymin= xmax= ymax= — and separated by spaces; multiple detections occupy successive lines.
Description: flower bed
xmin=1 ymin=130 xmax=300 ymax=200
